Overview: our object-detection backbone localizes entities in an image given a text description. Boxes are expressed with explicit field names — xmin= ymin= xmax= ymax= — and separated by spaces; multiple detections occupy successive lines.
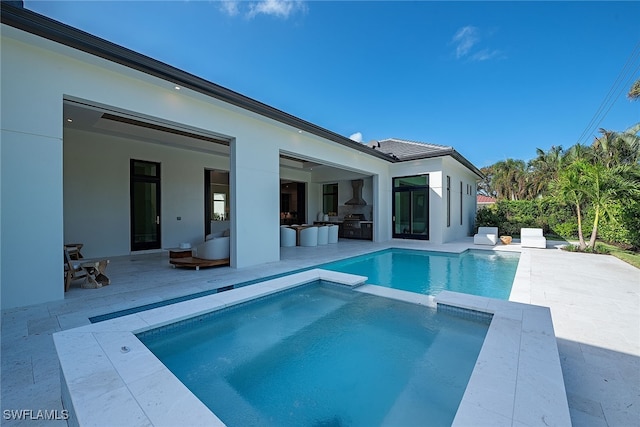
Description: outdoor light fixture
xmin=174 ymin=85 xmax=181 ymax=90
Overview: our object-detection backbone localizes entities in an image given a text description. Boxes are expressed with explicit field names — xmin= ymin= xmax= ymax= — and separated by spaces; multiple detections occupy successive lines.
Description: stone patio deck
xmin=1 ymin=238 xmax=638 ymax=426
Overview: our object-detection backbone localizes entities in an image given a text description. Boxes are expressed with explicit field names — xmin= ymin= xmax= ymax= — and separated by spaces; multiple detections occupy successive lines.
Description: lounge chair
xmin=474 ymin=227 xmax=498 ymax=245
xmin=520 ymin=228 xmax=547 ymax=248
xmin=64 ymin=246 xmax=110 ymax=291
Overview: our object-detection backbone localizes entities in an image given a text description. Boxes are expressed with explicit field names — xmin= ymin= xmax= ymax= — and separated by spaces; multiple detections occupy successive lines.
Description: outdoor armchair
xmin=474 ymin=227 xmax=498 ymax=245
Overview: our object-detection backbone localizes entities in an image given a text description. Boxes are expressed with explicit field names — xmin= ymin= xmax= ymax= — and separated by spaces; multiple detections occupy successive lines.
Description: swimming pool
xmin=55 ymin=269 xmax=571 ymax=426
xmin=89 ymin=248 xmax=519 ymax=323
xmin=320 ymin=249 xmax=520 ymax=299
xmin=139 ymin=280 xmax=489 ymax=426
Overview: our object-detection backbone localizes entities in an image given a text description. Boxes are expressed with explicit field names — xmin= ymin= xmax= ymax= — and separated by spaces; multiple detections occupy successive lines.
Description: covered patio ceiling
xmin=63 ymin=99 xmax=371 ymax=182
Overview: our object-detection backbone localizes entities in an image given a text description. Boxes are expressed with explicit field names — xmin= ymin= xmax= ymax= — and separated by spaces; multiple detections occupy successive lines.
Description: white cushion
xmin=474 ymin=226 xmax=499 ymax=245
xmin=521 ymin=228 xmax=546 ymax=248
xmin=195 ymin=236 xmax=230 ymax=260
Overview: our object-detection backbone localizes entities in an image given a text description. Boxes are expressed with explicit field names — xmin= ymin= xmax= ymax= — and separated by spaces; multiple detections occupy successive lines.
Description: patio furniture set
xmin=280 ymin=224 xmax=339 ymax=247
xmin=169 ymin=230 xmax=231 ymax=270
xmin=474 ymin=227 xmax=547 ymax=248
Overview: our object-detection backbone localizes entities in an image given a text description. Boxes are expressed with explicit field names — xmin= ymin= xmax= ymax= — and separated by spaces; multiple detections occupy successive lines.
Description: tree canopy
xmin=477 ymin=122 xmax=640 ymax=249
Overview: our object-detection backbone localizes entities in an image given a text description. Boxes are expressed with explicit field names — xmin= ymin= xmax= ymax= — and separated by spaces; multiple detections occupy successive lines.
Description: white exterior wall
xmin=388 ymin=157 xmax=478 ymax=244
xmin=1 ymin=24 xmax=477 ymax=309
xmin=441 ymin=157 xmax=479 ymax=242
xmin=1 ymin=29 xmax=66 ymax=309
xmin=389 ymin=158 xmax=445 ymax=243
xmin=64 ymin=128 xmax=229 ymax=258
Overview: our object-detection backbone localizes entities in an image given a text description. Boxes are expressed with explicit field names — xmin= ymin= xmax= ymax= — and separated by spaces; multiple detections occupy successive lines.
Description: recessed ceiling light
xmin=298 ymin=130 xmax=302 ymax=134
xmin=174 ymin=85 xmax=181 ymax=90
xmin=66 ymin=118 xmax=73 ymax=123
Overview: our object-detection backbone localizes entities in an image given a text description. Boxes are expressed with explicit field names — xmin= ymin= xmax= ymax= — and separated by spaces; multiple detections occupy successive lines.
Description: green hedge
xmin=475 ymin=199 xmax=576 ymax=238
xmin=476 ymin=198 xmax=640 ymax=249
xmin=596 ymin=200 xmax=640 ymax=249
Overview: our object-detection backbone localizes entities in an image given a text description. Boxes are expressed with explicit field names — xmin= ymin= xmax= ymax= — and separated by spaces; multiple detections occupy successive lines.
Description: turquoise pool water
xmin=320 ymin=248 xmax=520 ymax=299
xmin=140 ymin=281 xmax=489 ymax=427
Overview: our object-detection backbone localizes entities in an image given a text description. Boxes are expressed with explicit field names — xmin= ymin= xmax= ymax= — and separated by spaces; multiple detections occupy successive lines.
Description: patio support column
xmin=229 ymin=135 xmax=280 ymax=268
xmin=1 ymin=38 xmax=64 ymax=308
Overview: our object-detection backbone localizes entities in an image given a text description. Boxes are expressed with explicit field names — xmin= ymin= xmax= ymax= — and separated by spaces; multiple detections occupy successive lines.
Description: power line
xmin=575 ymin=41 xmax=640 ymax=146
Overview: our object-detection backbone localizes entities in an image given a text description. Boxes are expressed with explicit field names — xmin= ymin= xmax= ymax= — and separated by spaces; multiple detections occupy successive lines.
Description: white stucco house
xmin=0 ymin=3 xmax=482 ymax=310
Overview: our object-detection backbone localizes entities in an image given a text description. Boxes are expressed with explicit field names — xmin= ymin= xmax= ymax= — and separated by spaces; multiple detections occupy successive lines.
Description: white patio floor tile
xmin=1 ymin=238 xmax=638 ymax=426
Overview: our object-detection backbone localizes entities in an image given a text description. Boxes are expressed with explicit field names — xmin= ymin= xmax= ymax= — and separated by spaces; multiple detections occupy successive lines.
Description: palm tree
xmin=581 ymin=163 xmax=640 ymax=248
xmin=529 ymin=145 xmax=564 ymax=197
xmin=564 ymin=142 xmax=594 ymax=164
xmin=477 ymin=165 xmax=496 ymax=197
xmin=492 ymin=159 xmax=528 ymax=200
xmin=616 ymin=123 xmax=640 ymax=165
xmin=553 ymin=161 xmax=588 ymax=249
xmin=593 ymin=124 xmax=640 ymax=168
xmin=628 ymin=78 xmax=640 ymax=100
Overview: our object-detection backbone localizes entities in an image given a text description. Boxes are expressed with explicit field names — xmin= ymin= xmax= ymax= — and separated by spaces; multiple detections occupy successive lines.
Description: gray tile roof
xmin=367 ymin=138 xmax=453 ymax=160
xmin=366 ymin=138 xmax=483 ymax=178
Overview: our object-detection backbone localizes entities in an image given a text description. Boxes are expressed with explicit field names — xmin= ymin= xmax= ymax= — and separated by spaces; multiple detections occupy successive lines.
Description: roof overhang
xmin=1 ymin=2 xmax=396 ymax=163
xmin=1 ymin=3 xmax=486 ymax=179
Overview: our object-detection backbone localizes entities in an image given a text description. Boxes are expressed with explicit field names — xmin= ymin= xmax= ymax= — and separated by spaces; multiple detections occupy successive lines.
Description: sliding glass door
xmin=392 ymin=175 xmax=429 ymax=240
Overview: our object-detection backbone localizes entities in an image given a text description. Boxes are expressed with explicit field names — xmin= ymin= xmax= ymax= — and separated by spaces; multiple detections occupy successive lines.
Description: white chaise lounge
xmin=474 ymin=226 xmax=498 ymax=245
xmin=520 ymin=228 xmax=547 ymax=248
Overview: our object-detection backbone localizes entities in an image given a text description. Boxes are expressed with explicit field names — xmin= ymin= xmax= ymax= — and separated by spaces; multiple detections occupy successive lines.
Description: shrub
xmin=475 ymin=199 xmax=576 ymax=237
xmin=475 ymin=197 xmax=639 ymax=247
xmin=597 ymin=200 xmax=640 ymax=250
xmin=561 ymin=242 xmax=611 ymax=254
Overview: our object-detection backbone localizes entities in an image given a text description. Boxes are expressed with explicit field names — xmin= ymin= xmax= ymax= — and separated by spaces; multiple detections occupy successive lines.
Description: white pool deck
xmin=2 ymin=238 xmax=639 ymax=426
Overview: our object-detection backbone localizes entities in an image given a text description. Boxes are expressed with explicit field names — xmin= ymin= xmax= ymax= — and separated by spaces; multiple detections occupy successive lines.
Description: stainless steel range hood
xmin=345 ymin=179 xmax=367 ymax=205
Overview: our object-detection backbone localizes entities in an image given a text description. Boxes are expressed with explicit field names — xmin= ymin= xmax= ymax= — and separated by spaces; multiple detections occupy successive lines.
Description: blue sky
xmin=27 ymin=1 xmax=640 ymax=167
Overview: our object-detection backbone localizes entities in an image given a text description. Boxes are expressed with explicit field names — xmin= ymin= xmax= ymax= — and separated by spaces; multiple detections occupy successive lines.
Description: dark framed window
xmin=322 ymin=183 xmax=338 ymax=215
xmin=446 ymin=175 xmax=451 ymax=227
xmin=392 ymin=174 xmax=429 ymax=240
xmin=460 ymin=181 xmax=463 ymax=225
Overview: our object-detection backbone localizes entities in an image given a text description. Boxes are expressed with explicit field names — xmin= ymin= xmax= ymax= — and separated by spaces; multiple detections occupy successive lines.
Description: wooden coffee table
xmin=167 ymin=247 xmax=193 ymax=259
xmin=169 ymin=257 xmax=230 ymax=270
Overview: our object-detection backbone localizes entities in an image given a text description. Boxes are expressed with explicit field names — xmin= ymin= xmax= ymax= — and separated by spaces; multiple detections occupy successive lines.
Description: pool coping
xmin=53 ymin=267 xmax=570 ymax=426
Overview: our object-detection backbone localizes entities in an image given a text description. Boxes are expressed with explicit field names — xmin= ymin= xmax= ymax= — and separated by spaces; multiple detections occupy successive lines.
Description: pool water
xmin=320 ymin=249 xmax=520 ymax=299
xmin=140 ymin=281 xmax=489 ymax=427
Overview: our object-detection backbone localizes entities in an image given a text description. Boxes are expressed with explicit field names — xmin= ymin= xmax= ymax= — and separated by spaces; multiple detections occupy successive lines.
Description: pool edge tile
xmin=55 ymin=270 xmax=570 ymax=427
